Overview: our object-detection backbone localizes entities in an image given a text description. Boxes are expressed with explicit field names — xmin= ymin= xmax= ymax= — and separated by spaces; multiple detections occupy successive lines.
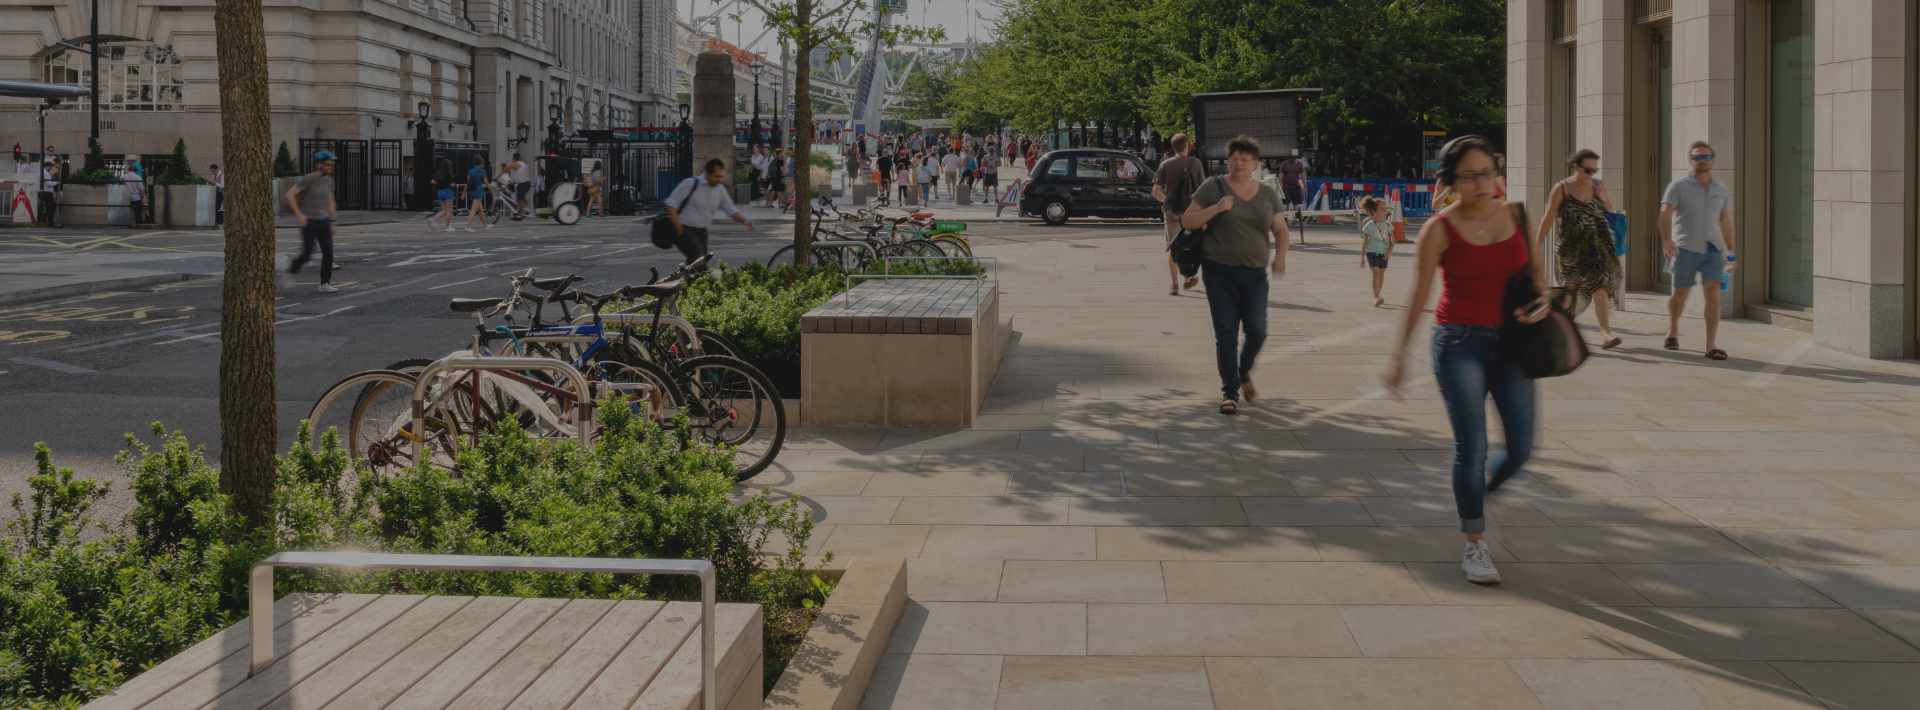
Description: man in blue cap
xmin=285 ymin=151 xmax=339 ymax=293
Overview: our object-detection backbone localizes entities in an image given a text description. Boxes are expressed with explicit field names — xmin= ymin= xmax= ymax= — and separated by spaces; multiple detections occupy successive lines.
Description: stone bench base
xmin=800 ymin=279 xmax=1007 ymax=428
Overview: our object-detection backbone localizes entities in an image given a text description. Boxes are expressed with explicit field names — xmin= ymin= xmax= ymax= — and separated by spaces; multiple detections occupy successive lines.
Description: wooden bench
xmin=799 ymin=276 xmax=1008 ymax=427
xmin=80 ymin=593 xmax=764 ymax=710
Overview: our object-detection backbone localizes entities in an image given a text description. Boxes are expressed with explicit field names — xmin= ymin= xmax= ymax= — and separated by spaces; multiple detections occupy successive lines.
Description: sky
xmin=682 ymin=0 xmax=1003 ymax=55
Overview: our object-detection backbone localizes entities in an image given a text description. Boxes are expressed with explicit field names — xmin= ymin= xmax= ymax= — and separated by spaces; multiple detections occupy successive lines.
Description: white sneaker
xmin=464 ymin=227 xmax=475 ymax=232
xmin=444 ymin=227 xmax=456 ymax=232
xmin=484 ymin=222 xmax=492 ymax=230
xmin=1374 ymin=297 xmax=1384 ymax=307
xmin=316 ymin=283 xmax=339 ymax=294
xmin=1462 ymin=541 xmax=1501 ymax=584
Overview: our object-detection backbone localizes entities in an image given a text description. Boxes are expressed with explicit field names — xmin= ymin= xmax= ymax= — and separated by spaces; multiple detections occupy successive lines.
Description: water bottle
xmin=1722 ymin=255 xmax=1735 ymax=292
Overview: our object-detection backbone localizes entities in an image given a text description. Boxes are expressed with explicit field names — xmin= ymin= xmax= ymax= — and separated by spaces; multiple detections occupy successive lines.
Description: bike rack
xmin=582 ymin=312 xmax=704 ymax=354
xmin=249 ymin=551 xmax=718 ymax=710
xmin=412 ymin=356 xmax=595 ymax=459
xmin=840 ymin=256 xmax=996 ymax=307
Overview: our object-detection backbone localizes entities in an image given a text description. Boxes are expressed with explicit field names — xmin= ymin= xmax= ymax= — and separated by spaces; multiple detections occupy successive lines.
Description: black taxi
xmin=1018 ymin=149 xmax=1163 ymax=225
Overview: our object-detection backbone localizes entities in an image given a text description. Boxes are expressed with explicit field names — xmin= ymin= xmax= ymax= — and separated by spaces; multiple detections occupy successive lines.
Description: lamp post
xmin=89 ymin=0 xmax=99 ymax=144
xmin=508 ymin=122 xmax=530 ymax=150
xmin=545 ymin=103 xmax=562 ymax=155
xmin=769 ymin=75 xmax=784 ymax=149
xmin=411 ymin=100 xmax=432 ymax=211
xmin=748 ymin=58 xmax=764 ymax=151
xmin=676 ymin=101 xmax=692 ymax=178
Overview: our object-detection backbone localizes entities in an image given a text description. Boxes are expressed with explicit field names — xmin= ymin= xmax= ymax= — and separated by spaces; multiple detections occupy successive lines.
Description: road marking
xmin=429 ymin=277 xmax=488 ymax=290
xmin=390 ymin=253 xmax=486 ymax=266
xmin=157 ymin=306 xmax=359 ymax=345
xmin=10 ymin=357 xmax=96 ymax=374
xmin=65 ymin=321 xmax=216 ymax=352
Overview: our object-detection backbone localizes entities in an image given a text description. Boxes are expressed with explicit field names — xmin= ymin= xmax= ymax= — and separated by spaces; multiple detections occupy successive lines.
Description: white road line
xmin=11 ymin=357 xmax=97 ymax=374
xmin=157 ymin=305 xmax=360 ymax=345
xmin=428 ymin=277 xmax=488 ymax=290
xmin=65 ymin=321 xmax=220 ymax=352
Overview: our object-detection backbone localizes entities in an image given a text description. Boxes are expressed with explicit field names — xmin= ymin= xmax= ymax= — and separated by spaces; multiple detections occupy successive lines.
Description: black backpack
xmin=1163 ymin=157 xmax=1203 ymax=215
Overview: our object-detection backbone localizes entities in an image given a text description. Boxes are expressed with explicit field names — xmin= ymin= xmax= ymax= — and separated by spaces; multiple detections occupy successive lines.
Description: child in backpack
xmin=1360 ymin=196 xmax=1395 ymax=307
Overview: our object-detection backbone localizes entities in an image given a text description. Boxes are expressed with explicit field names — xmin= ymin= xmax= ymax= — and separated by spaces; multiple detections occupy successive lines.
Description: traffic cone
xmin=1316 ymin=186 xmax=1332 ymax=224
xmin=1391 ymin=189 xmax=1410 ymax=242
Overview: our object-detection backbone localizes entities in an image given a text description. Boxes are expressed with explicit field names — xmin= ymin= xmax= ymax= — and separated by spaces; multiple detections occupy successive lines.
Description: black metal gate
xmin=298 ymin=139 xmax=369 ymax=211
xmin=432 ymin=140 xmax=492 ymax=193
xmin=558 ymin=138 xmax=679 ymax=215
xmin=370 ymin=139 xmax=406 ymax=210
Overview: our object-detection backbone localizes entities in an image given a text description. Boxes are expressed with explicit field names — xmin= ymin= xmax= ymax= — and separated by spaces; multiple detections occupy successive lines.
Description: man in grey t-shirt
xmin=1153 ymin=133 xmax=1204 ymax=293
xmin=285 ymin=151 xmax=340 ymax=293
xmin=1659 ymin=141 xmax=1737 ymax=360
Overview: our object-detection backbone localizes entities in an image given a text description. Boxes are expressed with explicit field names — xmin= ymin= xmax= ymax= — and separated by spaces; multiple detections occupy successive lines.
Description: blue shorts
xmin=1670 ymin=244 xmax=1725 ymax=288
xmin=436 ymin=188 xmax=455 ymax=202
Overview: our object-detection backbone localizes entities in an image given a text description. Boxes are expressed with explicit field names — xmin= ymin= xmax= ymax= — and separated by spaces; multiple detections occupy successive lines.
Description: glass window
xmin=1112 ymin=158 xmax=1143 ymax=179
xmin=41 ymin=41 xmax=185 ymax=111
xmin=1045 ymin=159 xmax=1069 ymax=177
xmin=1074 ymin=157 xmax=1110 ymax=179
xmin=1769 ymin=0 xmax=1814 ymax=306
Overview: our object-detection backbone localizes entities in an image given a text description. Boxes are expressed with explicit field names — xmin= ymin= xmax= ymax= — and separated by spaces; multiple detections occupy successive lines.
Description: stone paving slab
xmin=741 ymin=230 xmax=1920 ymax=709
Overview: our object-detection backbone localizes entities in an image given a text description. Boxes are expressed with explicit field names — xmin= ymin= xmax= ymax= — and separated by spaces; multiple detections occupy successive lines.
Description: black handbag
xmin=1499 ymin=203 xmax=1589 ymax=378
xmin=1169 ymin=227 xmax=1204 ymax=277
xmin=650 ymin=178 xmax=694 ymax=249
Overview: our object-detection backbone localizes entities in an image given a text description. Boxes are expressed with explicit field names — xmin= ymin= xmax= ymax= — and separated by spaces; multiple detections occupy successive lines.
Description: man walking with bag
xmin=663 ymin=158 xmax=755 ymax=267
xmin=1154 ymin=133 xmax=1204 ymax=295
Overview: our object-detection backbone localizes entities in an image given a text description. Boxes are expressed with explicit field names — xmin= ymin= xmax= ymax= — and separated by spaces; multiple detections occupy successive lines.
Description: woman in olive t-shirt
xmin=1181 ymin=135 xmax=1291 ymax=415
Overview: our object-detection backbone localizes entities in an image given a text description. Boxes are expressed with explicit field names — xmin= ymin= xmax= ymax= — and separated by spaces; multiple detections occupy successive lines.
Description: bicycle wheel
xmin=764 ymin=245 xmax=800 ymax=270
xmin=930 ymin=234 xmax=974 ymax=257
xmin=675 ymin=355 xmax=786 ymax=480
xmin=309 ymin=369 xmax=460 ymax=475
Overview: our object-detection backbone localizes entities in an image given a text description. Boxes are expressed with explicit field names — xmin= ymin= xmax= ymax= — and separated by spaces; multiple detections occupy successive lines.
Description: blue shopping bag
xmin=1604 ymin=210 xmax=1629 ymax=256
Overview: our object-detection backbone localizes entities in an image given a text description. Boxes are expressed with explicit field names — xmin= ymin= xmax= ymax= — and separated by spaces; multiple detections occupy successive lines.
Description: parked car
xmin=1018 ymin=149 xmax=1162 ymax=225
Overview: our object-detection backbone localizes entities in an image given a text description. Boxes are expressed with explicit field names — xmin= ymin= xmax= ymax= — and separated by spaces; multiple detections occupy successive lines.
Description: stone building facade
xmin=1508 ymin=0 xmax=1918 ymax=359
xmin=0 ymin=0 xmax=678 ymax=173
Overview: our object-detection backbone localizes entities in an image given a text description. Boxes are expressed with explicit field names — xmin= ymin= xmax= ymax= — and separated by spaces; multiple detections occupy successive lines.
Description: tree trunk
xmin=214 ymin=0 xmax=278 ymax=528
xmin=791 ymin=1 xmax=815 ymax=268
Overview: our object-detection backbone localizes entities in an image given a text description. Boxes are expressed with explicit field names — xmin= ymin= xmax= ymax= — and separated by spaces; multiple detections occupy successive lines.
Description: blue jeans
xmin=1431 ymin=324 xmax=1536 ymax=534
xmin=1201 ymin=259 xmax=1269 ymax=399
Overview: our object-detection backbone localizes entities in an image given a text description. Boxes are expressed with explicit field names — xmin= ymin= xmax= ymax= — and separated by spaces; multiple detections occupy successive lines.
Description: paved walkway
xmin=743 ymin=230 xmax=1920 ymax=709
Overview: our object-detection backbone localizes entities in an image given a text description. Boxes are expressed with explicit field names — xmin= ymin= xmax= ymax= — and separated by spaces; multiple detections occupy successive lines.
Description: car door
xmin=1106 ymin=155 xmax=1156 ymax=216
xmin=1069 ymin=154 xmax=1114 ymax=213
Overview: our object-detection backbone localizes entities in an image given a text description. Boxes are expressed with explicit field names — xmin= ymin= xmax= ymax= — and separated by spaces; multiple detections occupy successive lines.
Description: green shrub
xmin=153 ymin=139 xmax=205 ymax=187
xmin=1 ymin=410 xmax=820 ymax=710
xmin=272 ymin=141 xmax=301 ymax=178
xmin=68 ymin=139 xmax=117 ymax=183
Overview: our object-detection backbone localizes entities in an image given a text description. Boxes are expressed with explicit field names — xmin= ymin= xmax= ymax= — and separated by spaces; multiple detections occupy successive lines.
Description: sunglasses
xmin=1690 ymin=154 xmax=1714 ymax=162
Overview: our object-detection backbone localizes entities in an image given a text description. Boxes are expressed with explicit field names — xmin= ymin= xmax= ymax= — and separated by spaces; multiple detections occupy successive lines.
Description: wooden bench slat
xmin=193 ymin=595 xmax=428 ymax=710
xmin=260 ymin=596 xmax=474 ymax=710
xmin=505 ymin=600 xmax=665 ymax=710
xmin=565 ymin=601 xmax=700 ymax=710
xmin=627 ymin=604 xmax=761 ymax=710
xmin=86 ymin=594 xmax=348 ymax=710
xmin=443 ymin=598 xmax=618 ymax=710
xmin=318 ymin=597 xmax=523 ymax=710
xmin=381 ymin=598 xmax=569 ymax=710
xmin=133 ymin=595 xmax=383 ymax=710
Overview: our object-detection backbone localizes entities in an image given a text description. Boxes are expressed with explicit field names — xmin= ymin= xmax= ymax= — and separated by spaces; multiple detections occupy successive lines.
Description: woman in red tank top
xmin=1382 ymin=136 xmax=1553 ymax=587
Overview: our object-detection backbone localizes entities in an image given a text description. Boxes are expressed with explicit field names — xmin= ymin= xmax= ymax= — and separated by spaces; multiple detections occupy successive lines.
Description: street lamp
xmin=546 ymin=102 xmax=562 ymax=154
xmin=748 ymin=58 xmax=764 ymax=151
xmin=769 ymin=75 xmax=784 ymax=149
xmin=508 ymin=121 xmax=530 ymax=149
xmin=412 ymin=100 xmax=432 ymax=140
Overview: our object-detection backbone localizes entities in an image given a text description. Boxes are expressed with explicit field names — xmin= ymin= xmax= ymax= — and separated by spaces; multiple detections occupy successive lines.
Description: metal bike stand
xmin=249 ymin=551 xmax=718 ymax=710
xmin=412 ymin=356 xmax=595 ymax=459
xmin=582 ymin=313 xmax=705 ymax=354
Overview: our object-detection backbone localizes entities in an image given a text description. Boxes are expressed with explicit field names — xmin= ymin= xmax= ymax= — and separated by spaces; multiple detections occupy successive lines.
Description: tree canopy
xmin=928 ymin=0 xmax=1504 ymax=149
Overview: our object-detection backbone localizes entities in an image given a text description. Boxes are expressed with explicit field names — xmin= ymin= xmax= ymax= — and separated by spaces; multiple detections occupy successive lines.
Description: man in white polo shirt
xmin=1659 ymin=140 xmax=1737 ymax=361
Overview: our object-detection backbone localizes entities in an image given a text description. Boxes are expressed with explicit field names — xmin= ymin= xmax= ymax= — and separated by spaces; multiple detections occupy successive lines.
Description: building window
xmin=42 ymin=41 xmax=185 ymax=111
xmin=1768 ymin=0 xmax=1814 ymax=307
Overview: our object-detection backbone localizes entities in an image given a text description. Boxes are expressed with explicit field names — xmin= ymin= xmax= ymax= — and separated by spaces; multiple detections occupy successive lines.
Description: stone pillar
xmin=1507 ymin=0 xmax=1554 ymax=212
xmin=692 ymin=51 xmax=736 ymax=185
xmin=1669 ymin=0 xmax=1740 ymax=318
xmin=1813 ymin=0 xmax=1908 ymax=358
xmin=1576 ymin=0 xmax=1628 ymax=190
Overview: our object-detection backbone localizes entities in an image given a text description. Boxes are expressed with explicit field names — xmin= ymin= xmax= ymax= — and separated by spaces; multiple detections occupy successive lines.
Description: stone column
xmin=1813 ymin=0 xmax=1908 ymax=358
xmin=1669 ymin=0 xmax=1740 ymax=317
xmin=1576 ymin=0 xmax=1628 ymax=188
xmin=692 ymin=51 xmax=736 ymax=184
xmin=1507 ymin=0 xmax=1554 ymax=212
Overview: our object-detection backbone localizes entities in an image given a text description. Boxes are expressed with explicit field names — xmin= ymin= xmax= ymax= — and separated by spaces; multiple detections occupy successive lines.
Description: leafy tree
xmin=154 ymin=139 xmax=206 ymax=186
xmin=71 ymin=138 xmax=118 ymax=182
xmin=727 ymin=0 xmax=940 ymax=266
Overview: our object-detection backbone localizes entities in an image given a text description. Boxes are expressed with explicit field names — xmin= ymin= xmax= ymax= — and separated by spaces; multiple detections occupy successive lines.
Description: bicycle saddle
xmin=622 ymin=279 xmax=686 ymax=300
xmin=449 ymin=297 xmax=504 ymax=313
xmin=530 ymin=275 xmax=583 ymax=290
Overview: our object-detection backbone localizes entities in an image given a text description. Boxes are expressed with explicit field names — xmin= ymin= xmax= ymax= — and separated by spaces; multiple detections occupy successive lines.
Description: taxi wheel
xmin=1041 ymin=199 xmax=1070 ymax=226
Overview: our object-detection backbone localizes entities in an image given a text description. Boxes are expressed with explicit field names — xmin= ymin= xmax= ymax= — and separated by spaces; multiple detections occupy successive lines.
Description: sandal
xmin=1184 ymin=276 xmax=1198 ymax=290
xmin=1219 ymin=398 xmax=1238 ymax=415
xmin=1602 ymin=335 xmax=1623 ymax=350
xmin=1705 ymin=349 xmax=1729 ymax=361
xmin=1663 ymin=337 xmax=1679 ymax=351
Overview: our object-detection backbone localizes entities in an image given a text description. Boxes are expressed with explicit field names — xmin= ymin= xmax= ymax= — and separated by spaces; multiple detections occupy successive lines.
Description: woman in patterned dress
xmin=1537 ymin=149 xmax=1624 ymax=349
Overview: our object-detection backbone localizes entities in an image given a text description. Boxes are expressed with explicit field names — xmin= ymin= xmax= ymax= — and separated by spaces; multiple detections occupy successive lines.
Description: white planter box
xmin=151 ymin=184 xmax=217 ymax=228
xmin=58 ymin=183 xmax=131 ymax=226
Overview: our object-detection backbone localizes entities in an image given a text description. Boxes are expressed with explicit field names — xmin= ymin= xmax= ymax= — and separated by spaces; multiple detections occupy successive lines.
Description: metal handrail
xmin=412 ymin=356 xmax=595 ymax=458
xmin=249 ymin=552 xmax=717 ymax=710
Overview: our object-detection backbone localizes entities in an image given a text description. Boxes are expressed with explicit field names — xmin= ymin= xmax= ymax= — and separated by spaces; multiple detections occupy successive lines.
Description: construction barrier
xmin=997 ymin=178 xmax=1023 ymax=217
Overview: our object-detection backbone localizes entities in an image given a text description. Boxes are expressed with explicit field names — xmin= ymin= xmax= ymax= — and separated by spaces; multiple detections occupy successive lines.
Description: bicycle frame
xmin=412 ymin=357 xmax=594 ymax=460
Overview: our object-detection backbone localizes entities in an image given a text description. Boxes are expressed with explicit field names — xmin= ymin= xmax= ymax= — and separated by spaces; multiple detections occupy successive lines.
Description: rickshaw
xmin=536 ymin=155 xmax=586 ymax=225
